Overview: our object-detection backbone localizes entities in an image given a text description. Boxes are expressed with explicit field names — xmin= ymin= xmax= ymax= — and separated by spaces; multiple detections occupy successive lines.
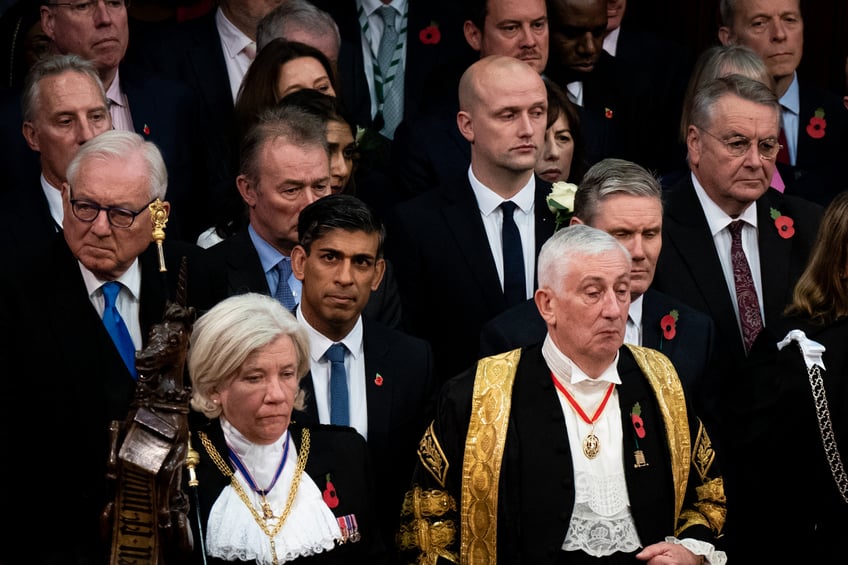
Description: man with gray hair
xmin=1 ymin=53 xmax=111 ymax=258
xmin=256 ymin=0 xmax=341 ymax=73
xmin=398 ymin=223 xmax=727 ymax=564
xmin=481 ymin=157 xmax=721 ymax=432
xmin=0 ymin=129 xmax=210 ymax=563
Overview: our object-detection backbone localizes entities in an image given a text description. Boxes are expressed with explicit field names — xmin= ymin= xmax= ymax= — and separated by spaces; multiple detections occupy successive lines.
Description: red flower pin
xmin=770 ymin=207 xmax=795 ymax=239
xmin=322 ymin=473 xmax=339 ymax=508
xmin=419 ymin=22 xmax=440 ymax=45
xmin=143 ymin=124 xmax=150 ymax=136
xmin=631 ymin=402 xmax=646 ymax=439
xmin=660 ymin=309 xmax=679 ymax=341
xmin=806 ymin=108 xmax=826 ymax=139
xmin=604 ymin=107 xmax=613 ymax=119
xmin=374 ymin=373 xmax=384 ymax=386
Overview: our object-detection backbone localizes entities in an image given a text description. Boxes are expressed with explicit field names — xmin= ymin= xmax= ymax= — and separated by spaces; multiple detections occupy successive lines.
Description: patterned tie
xmin=274 ymin=259 xmax=296 ymax=311
xmin=324 ymin=343 xmax=349 ymax=426
xmin=728 ymin=221 xmax=763 ymax=353
xmin=375 ymin=5 xmax=403 ymax=139
xmin=101 ymin=282 xmax=137 ymax=378
xmin=500 ymin=201 xmax=526 ymax=307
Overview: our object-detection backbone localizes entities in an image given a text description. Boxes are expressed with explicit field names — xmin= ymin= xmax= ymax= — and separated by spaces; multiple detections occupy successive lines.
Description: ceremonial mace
xmin=185 ymin=432 xmax=208 ymax=564
xmin=149 ymin=199 xmax=169 ymax=272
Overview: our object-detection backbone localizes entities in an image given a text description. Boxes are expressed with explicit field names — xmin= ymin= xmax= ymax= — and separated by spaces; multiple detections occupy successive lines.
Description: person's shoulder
xmin=762 ymin=188 xmax=825 ymax=218
xmin=644 ymin=288 xmax=712 ymax=325
xmin=296 ymin=422 xmax=368 ymax=452
xmin=363 ymin=317 xmax=431 ymax=351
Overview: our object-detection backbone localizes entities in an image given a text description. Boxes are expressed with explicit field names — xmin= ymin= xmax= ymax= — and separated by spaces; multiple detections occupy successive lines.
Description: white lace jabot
xmin=206 ymin=419 xmax=342 ymax=564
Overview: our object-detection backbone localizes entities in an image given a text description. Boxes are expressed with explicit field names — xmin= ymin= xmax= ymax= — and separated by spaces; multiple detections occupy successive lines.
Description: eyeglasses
xmin=696 ymin=126 xmax=782 ymax=160
xmin=47 ymin=0 xmax=128 ymax=16
xmin=70 ymin=198 xmax=154 ymax=228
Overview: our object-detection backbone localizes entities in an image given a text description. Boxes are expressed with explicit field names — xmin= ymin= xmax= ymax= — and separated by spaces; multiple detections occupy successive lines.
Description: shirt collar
xmin=360 ymin=0 xmax=407 ymax=17
xmin=80 ymin=257 xmax=142 ymax=300
xmin=691 ymin=171 xmax=758 ymax=236
xmin=297 ymin=305 xmax=365 ymax=362
xmin=248 ymin=224 xmax=288 ymax=274
xmin=105 ymin=68 xmax=124 ymax=107
xmin=542 ymin=334 xmax=622 ymax=386
xmin=468 ymin=167 xmax=536 ymax=216
xmin=779 ymin=72 xmax=800 ymax=116
xmin=216 ymin=6 xmax=253 ymax=60
xmin=628 ymin=294 xmax=644 ymax=330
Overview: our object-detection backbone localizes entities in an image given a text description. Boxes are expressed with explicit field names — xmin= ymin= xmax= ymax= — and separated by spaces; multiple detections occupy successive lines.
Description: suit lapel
xmin=756 ymin=190 xmax=795 ymax=325
xmin=362 ymin=320 xmax=392 ymax=446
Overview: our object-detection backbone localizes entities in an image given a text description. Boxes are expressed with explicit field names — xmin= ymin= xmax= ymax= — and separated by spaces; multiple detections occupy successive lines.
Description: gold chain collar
xmin=198 ymin=428 xmax=311 ymax=565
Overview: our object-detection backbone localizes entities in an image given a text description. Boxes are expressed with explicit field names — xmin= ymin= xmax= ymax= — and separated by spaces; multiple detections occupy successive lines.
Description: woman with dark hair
xmin=726 ymin=191 xmax=848 ymax=562
xmin=234 ymin=38 xmax=339 ymax=144
xmin=535 ymin=77 xmax=588 ymax=185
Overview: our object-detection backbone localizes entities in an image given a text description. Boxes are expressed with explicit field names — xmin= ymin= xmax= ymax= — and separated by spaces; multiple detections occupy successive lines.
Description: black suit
xmin=0 ymin=234 xmax=211 ymax=564
xmin=478 ymin=288 xmax=720 ymax=430
xmin=202 ymin=227 xmax=402 ymax=328
xmin=0 ymin=177 xmax=60 ymax=260
xmin=386 ymin=175 xmax=555 ymax=382
xmin=778 ymin=80 xmax=848 ymax=207
xmin=188 ymin=417 xmax=389 ymax=564
xmin=294 ymin=316 xmax=435 ymax=560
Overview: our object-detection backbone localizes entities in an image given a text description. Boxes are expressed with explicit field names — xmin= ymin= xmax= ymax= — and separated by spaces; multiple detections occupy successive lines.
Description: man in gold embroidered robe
xmin=397 ymin=225 xmax=726 ymax=565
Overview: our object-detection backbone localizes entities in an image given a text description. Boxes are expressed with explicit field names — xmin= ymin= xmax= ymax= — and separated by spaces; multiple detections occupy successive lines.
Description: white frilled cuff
xmin=776 ymin=329 xmax=826 ymax=371
xmin=666 ymin=537 xmax=727 ymax=565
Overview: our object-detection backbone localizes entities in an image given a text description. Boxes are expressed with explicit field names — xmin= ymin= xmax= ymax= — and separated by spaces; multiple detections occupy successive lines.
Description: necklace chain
xmin=551 ymin=373 xmax=616 ymax=459
xmin=199 ymin=428 xmax=311 ymax=565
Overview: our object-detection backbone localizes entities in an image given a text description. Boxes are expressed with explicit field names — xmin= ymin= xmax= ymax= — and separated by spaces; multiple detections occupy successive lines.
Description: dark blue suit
xmin=294 ymin=317 xmax=435 ymax=559
xmin=386 ymin=175 xmax=555 ymax=382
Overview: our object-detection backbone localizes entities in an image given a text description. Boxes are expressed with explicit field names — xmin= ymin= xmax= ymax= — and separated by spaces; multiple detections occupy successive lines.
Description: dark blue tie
xmin=101 ymin=282 xmax=137 ymax=378
xmin=324 ymin=343 xmax=349 ymax=426
xmin=500 ymin=201 xmax=526 ymax=306
xmin=274 ymin=259 xmax=297 ymax=312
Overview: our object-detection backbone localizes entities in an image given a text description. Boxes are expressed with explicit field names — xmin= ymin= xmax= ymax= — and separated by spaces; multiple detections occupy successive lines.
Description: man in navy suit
xmin=480 ymin=158 xmax=721 ymax=432
xmin=0 ymin=130 xmax=211 ymax=564
xmin=1 ymin=54 xmax=112 ymax=260
xmin=387 ymin=55 xmax=554 ymax=383
xmin=718 ymin=0 xmax=848 ymax=207
xmin=290 ymin=194 xmax=435 ymax=561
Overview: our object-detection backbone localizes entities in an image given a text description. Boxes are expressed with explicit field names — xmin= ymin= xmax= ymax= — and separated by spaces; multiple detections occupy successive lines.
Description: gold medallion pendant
xmin=582 ymin=432 xmax=600 ymax=459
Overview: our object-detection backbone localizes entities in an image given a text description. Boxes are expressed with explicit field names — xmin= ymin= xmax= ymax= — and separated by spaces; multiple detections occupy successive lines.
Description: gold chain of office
xmin=198 ymin=428 xmax=310 ymax=565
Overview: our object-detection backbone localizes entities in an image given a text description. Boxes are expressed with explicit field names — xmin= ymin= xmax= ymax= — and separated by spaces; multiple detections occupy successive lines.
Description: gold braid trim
xmin=396 ymin=486 xmax=459 ymax=564
xmin=418 ymin=421 xmax=449 ymax=487
xmin=460 ymin=349 xmax=521 ymax=565
xmin=625 ymin=345 xmax=690 ymax=524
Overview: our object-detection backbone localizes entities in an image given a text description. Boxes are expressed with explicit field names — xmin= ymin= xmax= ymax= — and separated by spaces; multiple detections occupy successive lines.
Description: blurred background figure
xmin=186 ymin=292 xmax=388 ymax=564
xmin=535 ymin=76 xmax=588 ymax=185
xmin=256 ymin=0 xmax=341 ymax=74
xmin=0 ymin=0 xmax=51 ymax=91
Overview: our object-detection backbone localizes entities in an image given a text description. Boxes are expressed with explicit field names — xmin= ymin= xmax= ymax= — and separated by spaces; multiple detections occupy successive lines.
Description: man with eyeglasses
xmin=31 ymin=0 xmax=204 ymax=240
xmin=652 ymin=74 xmax=822 ymax=514
xmin=0 ymin=129 xmax=213 ymax=564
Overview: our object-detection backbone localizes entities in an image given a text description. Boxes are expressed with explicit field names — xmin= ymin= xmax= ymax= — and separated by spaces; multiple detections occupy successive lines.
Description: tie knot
xmin=325 ymin=343 xmax=346 ymax=363
xmin=102 ymin=281 xmax=122 ymax=307
xmin=501 ymin=200 xmax=518 ymax=217
xmin=728 ymin=220 xmax=745 ymax=240
xmin=276 ymin=258 xmax=292 ymax=278
xmin=377 ymin=5 xmax=396 ymax=28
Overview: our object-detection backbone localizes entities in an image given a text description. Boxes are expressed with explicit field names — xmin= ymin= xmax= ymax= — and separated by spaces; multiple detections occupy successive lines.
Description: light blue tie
xmin=325 ymin=343 xmax=349 ymax=426
xmin=274 ymin=259 xmax=296 ymax=311
xmin=101 ymin=282 xmax=137 ymax=379
xmin=376 ymin=4 xmax=403 ymax=139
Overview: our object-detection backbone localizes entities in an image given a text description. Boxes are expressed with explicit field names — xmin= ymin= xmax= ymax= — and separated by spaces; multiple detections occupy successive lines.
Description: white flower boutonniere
xmin=546 ymin=181 xmax=578 ymax=230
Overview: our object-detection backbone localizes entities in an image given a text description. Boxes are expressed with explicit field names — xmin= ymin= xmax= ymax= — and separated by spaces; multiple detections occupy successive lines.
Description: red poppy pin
xmin=419 ymin=21 xmax=440 ymax=45
xmin=770 ymin=207 xmax=795 ymax=239
xmin=631 ymin=403 xmax=649 ymax=467
xmin=604 ymin=107 xmax=614 ymax=119
xmin=322 ymin=473 xmax=339 ymax=508
xmin=660 ymin=309 xmax=679 ymax=342
xmin=374 ymin=373 xmax=384 ymax=386
xmin=806 ymin=108 xmax=826 ymax=139
xmin=143 ymin=124 xmax=150 ymax=136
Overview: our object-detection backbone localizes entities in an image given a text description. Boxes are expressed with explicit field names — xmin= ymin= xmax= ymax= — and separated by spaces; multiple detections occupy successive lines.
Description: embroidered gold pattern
xmin=418 ymin=421 xmax=449 ymax=487
xmin=460 ymin=349 xmax=521 ymax=565
xmin=396 ymin=486 xmax=459 ymax=563
xmin=692 ymin=421 xmax=716 ymax=482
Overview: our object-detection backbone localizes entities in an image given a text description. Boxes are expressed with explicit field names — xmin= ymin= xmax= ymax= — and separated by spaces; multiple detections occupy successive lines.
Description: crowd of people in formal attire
xmin=0 ymin=0 xmax=846 ymax=563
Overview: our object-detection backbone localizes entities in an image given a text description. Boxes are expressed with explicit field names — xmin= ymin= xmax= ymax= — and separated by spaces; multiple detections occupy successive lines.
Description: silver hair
xmin=187 ymin=293 xmax=310 ymax=418
xmin=256 ymin=0 xmax=341 ymax=53
xmin=65 ymin=130 xmax=168 ymax=200
xmin=21 ymin=54 xmax=107 ymax=122
xmin=573 ymin=158 xmax=662 ymax=225
xmin=537 ymin=224 xmax=631 ymax=291
xmin=690 ymin=74 xmax=780 ymax=133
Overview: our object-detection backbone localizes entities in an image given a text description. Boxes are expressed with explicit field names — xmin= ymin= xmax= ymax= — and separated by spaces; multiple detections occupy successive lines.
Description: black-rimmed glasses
xmin=70 ymin=198 xmax=154 ymax=229
xmin=47 ymin=0 xmax=128 ymax=16
xmin=696 ymin=126 xmax=782 ymax=160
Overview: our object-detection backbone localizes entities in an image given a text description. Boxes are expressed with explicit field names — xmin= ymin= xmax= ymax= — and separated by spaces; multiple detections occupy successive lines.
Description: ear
xmin=717 ymin=26 xmax=733 ymax=46
xmin=40 ymin=7 xmax=56 ymax=41
xmin=534 ymin=287 xmax=556 ymax=326
xmin=290 ymin=245 xmax=307 ymax=281
xmin=371 ymin=258 xmax=386 ymax=291
xmin=457 ymin=110 xmax=474 ymax=143
xmin=463 ymin=21 xmax=482 ymax=52
xmin=686 ymin=125 xmax=702 ymax=167
xmin=569 ymin=216 xmax=584 ymax=226
xmin=236 ymin=174 xmax=257 ymax=207
xmin=22 ymin=121 xmax=38 ymax=151
xmin=843 ymin=95 xmax=848 ymax=111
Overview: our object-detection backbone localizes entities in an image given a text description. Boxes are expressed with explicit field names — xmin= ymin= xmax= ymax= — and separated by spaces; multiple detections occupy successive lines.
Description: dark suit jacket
xmin=386 ymin=175 xmax=555 ymax=382
xmin=778 ymin=80 xmax=848 ymax=207
xmin=0 ymin=234 xmax=211 ymax=564
xmin=399 ymin=344 xmax=723 ymax=564
xmin=478 ymin=288 xmax=719 ymax=429
xmin=293 ymin=317 xmax=435 ymax=557
xmin=0 ymin=177 xmax=60 ymax=260
xmin=202 ymin=227 xmax=403 ymax=328
xmin=187 ymin=417 xmax=388 ymax=564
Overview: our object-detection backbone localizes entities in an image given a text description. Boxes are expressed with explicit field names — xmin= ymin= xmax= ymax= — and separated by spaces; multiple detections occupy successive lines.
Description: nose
xmin=770 ymin=17 xmax=787 ymax=41
xmin=517 ymin=111 xmax=535 ymax=138
xmin=577 ymin=32 xmax=598 ymax=56
xmin=264 ymin=378 xmax=289 ymax=403
xmin=92 ymin=0 xmax=114 ymax=25
xmin=542 ymin=131 xmax=560 ymax=161
xmin=629 ymin=235 xmax=645 ymax=260
xmin=335 ymin=259 xmax=354 ymax=285
xmin=518 ymin=23 xmax=538 ymax=48
xmin=600 ymin=288 xmax=622 ymax=318
xmin=77 ymin=119 xmax=98 ymax=144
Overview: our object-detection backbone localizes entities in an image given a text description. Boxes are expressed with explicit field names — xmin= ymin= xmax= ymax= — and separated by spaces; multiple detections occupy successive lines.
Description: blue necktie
xmin=501 ymin=201 xmax=526 ymax=306
xmin=274 ymin=259 xmax=296 ymax=311
xmin=324 ymin=343 xmax=349 ymax=426
xmin=101 ymin=282 xmax=137 ymax=378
